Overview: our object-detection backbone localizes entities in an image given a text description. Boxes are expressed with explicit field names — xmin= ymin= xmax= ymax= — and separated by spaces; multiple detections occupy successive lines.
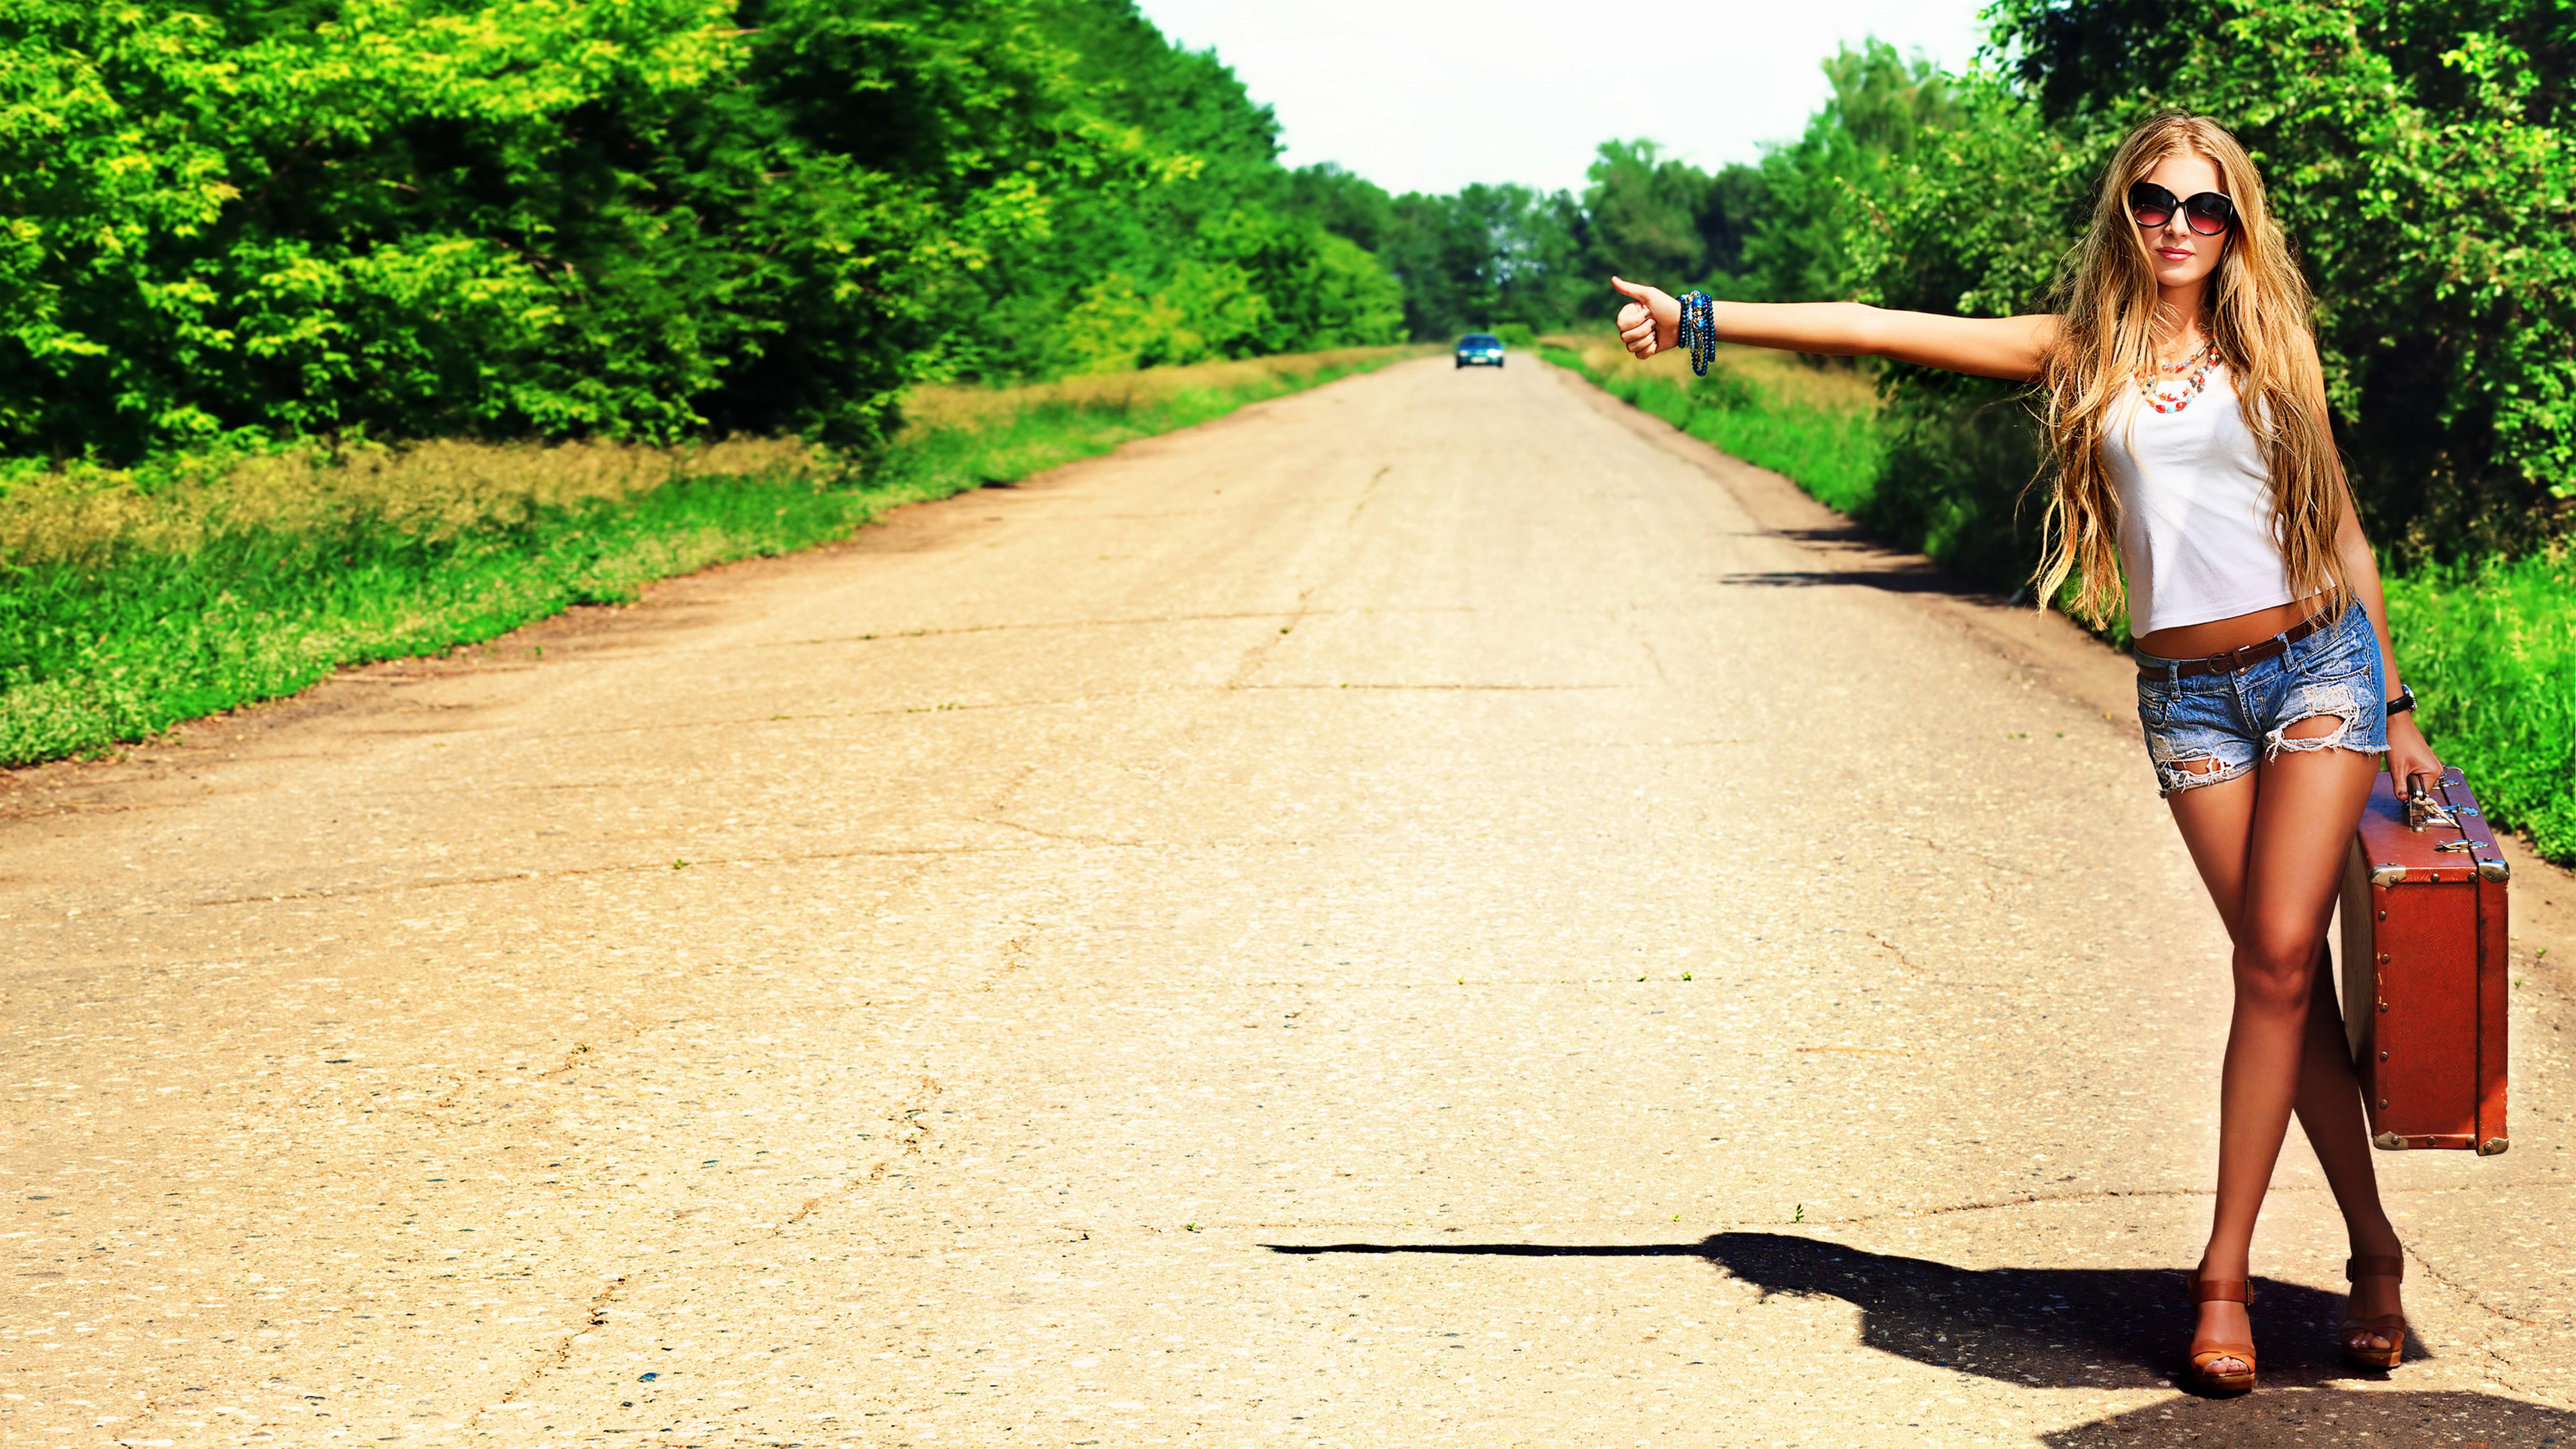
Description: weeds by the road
xmin=0 ymin=345 xmax=1427 ymax=766
xmin=1538 ymin=335 xmax=2576 ymax=866
xmin=2383 ymin=549 xmax=2576 ymax=860
xmin=1537 ymin=335 xmax=1883 ymax=513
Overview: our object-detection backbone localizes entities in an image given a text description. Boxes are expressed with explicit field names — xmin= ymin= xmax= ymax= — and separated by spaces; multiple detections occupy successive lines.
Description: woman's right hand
xmin=1611 ymin=276 xmax=1680 ymax=359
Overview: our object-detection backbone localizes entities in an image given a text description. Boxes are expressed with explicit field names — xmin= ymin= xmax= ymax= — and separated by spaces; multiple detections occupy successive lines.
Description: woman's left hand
xmin=2388 ymin=712 xmax=2442 ymax=797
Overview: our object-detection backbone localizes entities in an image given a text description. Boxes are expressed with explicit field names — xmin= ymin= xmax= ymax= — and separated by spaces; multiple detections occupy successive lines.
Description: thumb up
xmin=1611 ymin=276 xmax=1679 ymax=359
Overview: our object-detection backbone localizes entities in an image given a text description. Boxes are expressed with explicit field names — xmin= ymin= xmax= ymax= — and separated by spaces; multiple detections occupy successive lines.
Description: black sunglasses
xmin=2129 ymin=181 xmax=2236 ymax=236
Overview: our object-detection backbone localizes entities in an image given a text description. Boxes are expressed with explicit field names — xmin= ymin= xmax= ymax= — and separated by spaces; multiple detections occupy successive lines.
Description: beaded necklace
xmin=2136 ymin=339 xmax=2222 ymax=415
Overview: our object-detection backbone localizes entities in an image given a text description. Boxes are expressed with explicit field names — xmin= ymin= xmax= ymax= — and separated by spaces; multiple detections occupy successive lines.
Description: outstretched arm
xmin=1611 ymin=276 xmax=2057 ymax=383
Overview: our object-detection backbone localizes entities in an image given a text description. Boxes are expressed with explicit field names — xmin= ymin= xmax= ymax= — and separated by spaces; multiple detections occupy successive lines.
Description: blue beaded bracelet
xmin=1676 ymin=290 xmax=1716 ymax=376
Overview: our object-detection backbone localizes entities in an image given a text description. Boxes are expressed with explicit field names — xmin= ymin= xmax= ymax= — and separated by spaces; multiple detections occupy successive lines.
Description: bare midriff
xmin=2135 ymin=594 xmax=2335 ymax=661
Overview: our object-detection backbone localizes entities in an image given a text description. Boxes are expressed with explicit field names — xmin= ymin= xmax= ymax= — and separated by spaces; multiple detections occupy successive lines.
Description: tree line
xmin=0 ymin=0 xmax=1741 ymax=467
xmin=0 ymin=0 xmax=1415 ymax=464
xmin=7 ymin=0 xmax=2571 ymax=573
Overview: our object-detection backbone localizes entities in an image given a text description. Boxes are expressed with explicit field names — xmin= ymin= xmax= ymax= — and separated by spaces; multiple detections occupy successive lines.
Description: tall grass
xmin=2383 ymin=550 xmax=2576 ymax=860
xmin=0 ymin=345 xmax=1428 ymax=766
xmin=1537 ymin=335 xmax=1885 ymax=513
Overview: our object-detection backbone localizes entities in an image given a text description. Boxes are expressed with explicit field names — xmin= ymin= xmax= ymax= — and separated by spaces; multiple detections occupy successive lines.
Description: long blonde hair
xmin=2033 ymin=113 xmax=2349 ymax=628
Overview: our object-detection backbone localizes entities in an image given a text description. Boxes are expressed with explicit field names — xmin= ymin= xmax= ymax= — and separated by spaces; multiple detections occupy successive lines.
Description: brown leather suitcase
xmin=2339 ymin=766 xmax=2510 ymax=1154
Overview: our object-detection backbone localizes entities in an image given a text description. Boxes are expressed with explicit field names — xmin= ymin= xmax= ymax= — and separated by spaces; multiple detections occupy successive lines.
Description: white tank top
xmin=2099 ymin=364 xmax=2296 ymax=635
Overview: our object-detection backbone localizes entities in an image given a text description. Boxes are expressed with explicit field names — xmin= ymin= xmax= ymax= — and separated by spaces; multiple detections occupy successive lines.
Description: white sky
xmin=1135 ymin=0 xmax=1993 ymax=197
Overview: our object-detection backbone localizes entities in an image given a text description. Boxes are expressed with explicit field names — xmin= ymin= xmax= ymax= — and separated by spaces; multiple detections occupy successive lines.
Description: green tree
xmin=0 ymin=0 xmax=1407 ymax=460
xmin=1738 ymin=39 xmax=1960 ymax=304
xmin=1699 ymin=164 xmax=1770 ymax=281
xmin=1285 ymin=163 xmax=1397 ymax=253
xmin=978 ymin=0 xmax=1403 ymax=377
xmin=1584 ymin=139 xmax=1712 ymax=284
xmin=1376 ymin=182 xmax=1588 ymax=338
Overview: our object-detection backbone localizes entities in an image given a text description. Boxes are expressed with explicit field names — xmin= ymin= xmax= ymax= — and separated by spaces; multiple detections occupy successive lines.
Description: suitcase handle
xmin=2405 ymin=778 xmax=2456 ymax=832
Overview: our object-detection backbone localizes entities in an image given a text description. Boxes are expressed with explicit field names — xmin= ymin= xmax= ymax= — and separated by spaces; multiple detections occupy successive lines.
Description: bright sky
xmin=1135 ymin=0 xmax=1992 ymax=197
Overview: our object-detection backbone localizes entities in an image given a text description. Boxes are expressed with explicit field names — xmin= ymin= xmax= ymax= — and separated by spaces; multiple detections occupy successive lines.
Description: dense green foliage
xmin=4 ymin=0 xmax=1017 ymax=454
xmin=976 ymin=2 xmax=1402 ymax=376
xmin=0 ymin=0 xmax=2009 ymax=446
xmin=2385 ymin=553 xmax=2576 ymax=859
xmin=0 ymin=0 xmax=1405 ymax=462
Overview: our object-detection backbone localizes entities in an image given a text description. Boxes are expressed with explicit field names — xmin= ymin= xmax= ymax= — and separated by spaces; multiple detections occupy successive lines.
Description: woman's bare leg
xmin=2293 ymin=941 xmax=2406 ymax=1350
xmin=2163 ymin=730 xmax=2384 ymax=1375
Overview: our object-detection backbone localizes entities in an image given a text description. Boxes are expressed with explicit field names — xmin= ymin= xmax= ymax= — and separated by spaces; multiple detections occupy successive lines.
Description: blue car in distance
xmin=1455 ymin=333 xmax=1506 ymax=368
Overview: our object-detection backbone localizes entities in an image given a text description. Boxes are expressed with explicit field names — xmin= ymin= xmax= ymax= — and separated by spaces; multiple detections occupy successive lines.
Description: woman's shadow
xmin=1695 ymin=1230 xmax=2394 ymax=1389
xmin=1269 ymin=1233 xmax=2570 ymax=1443
xmin=1704 ymin=1237 xmax=2570 ymax=1446
xmin=1269 ymin=1230 xmax=2410 ymax=1388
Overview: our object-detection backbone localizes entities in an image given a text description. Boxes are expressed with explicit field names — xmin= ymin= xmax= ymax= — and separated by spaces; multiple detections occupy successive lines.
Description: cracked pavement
xmin=3 ymin=355 xmax=2573 ymax=1446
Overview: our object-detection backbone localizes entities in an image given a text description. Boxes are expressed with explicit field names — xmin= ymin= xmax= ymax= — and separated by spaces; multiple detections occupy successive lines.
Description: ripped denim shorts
xmin=2134 ymin=604 xmax=2389 ymax=798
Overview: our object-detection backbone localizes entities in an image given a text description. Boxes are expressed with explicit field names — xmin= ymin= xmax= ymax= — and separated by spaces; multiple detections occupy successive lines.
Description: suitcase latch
xmin=2405 ymin=782 xmax=2457 ymax=831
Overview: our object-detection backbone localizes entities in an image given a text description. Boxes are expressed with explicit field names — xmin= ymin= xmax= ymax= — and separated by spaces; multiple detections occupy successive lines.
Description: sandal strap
xmin=2347 ymin=1253 xmax=2405 ymax=1281
xmin=2190 ymin=1276 xmax=2250 ymax=1304
xmin=2189 ymin=1340 xmax=2257 ymax=1380
xmin=2342 ymin=1311 xmax=2408 ymax=1331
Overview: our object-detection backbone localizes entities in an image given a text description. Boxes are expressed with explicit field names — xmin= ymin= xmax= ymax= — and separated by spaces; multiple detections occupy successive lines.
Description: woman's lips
xmin=2156 ymin=247 xmax=2194 ymax=260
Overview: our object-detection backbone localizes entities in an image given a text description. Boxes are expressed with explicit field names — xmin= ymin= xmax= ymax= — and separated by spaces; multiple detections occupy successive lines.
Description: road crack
xmin=173 ymin=843 xmax=1024 ymax=911
xmin=473 ymin=1074 xmax=951 ymax=1414
xmin=467 ymin=1272 xmax=632 ymax=1430
xmin=973 ymin=815 xmax=1148 ymax=849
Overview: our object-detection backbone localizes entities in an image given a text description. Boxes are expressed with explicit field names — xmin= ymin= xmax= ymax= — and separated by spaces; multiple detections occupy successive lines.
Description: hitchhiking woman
xmin=1608 ymin=111 xmax=2439 ymax=1395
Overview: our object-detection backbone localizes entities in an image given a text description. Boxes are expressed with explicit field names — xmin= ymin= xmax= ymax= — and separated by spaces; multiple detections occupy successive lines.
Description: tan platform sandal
xmin=2185 ymin=1271 xmax=2256 ymax=1394
xmin=2342 ymin=1254 xmax=2408 ymax=1369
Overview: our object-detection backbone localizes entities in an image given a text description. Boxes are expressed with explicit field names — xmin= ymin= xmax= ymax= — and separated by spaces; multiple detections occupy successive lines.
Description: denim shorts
xmin=2134 ymin=605 xmax=2389 ymax=797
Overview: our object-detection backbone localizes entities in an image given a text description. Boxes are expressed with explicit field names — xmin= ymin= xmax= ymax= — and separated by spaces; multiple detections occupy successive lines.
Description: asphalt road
xmin=5 ymin=355 xmax=2572 ymax=1447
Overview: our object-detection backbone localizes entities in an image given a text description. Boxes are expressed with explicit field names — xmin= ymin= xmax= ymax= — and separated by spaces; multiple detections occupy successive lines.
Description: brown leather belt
xmin=2137 ymin=611 xmax=2334 ymax=681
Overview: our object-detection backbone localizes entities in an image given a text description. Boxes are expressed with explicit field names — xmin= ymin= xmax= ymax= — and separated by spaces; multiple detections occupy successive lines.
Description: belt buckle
xmin=2224 ymin=636 xmax=2279 ymax=673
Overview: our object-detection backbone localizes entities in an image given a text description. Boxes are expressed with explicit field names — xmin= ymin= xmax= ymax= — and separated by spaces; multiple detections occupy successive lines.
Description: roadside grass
xmin=2383 ymin=549 xmax=2576 ymax=861
xmin=1537 ymin=334 xmax=1884 ymax=513
xmin=0 ymin=344 xmax=1429 ymax=767
xmin=1539 ymin=332 xmax=2576 ymax=866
